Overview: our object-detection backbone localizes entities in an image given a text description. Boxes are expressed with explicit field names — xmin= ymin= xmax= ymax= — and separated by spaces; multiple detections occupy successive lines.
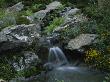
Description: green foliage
xmin=0 ymin=0 xmax=52 ymax=8
xmin=16 ymin=16 xmax=30 ymax=25
xmin=0 ymin=0 xmax=20 ymax=8
xmin=83 ymin=5 xmax=102 ymax=20
xmin=0 ymin=0 xmax=5 ymax=7
xmin=0 ymin=9 xmax=31 ymax=31
xmin=0 ymin=10 xmax=17 ymax=31
xmin=0 ymin=57 xmax=17 ymax=81
xmin=0 ymin=63 xmax=16 ymax=80
xmin=24 ymin=3 xmax=46 ymax=14
xmin=16 ymin=66 xmax=43 ymax=78
xmin=0 ymin=9 xmax=6 ymax=19
xmin=45 ymin=17 xmax=64 ymax=34
xmin=24 ymin=9 xmax=33 ymax=16
xmin=31 ymin=3 xmax=46 ymax=12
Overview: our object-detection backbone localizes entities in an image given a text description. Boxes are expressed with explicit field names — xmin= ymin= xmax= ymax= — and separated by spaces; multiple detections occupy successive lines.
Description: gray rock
xmin=29 ymin=10 xmax=49 ymax=23
xmin=24 ymin=51 xmax=39 ymax=66
xmin=6 ymin=2 xmax=24 ymax=12
xmin=46 ymin=1 xmax=62 ymax=10
xmin=62 ymin=8 xmax=80 ymax=17
xmin=67 ymin=34 xmax=98 ymax=50
xmin=0 ymin=24 xmax=41 ymax=52
xmin=12 ymin=51 xmax=39 ymax=71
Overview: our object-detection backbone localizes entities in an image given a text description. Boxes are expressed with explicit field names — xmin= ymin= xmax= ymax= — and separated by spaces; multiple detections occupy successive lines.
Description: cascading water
xmin=48 ymin=47 xmax=68 ymax=66
xmin=43 ymin=46 xmax=69 ymax=71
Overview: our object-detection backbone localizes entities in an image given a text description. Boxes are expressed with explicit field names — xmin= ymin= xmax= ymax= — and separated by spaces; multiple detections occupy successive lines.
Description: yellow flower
xmin=86 ymin=49 xmax=100 ymax=57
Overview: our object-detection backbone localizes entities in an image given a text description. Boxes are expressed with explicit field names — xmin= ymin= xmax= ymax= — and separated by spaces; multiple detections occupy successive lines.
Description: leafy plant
xmin=25 ymin=9 xmax=33 ymax=16
xmin=0 ymin=9 xmax=17 ymax=31
xmin=45 ymin=17 xmax=64 ymax=34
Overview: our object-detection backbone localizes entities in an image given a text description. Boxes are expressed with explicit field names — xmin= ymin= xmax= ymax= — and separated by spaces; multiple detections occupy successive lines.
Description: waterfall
xmin=48 ymin=47 xmax=68 ymax=66
xmin=43 ymin=39 xmax=105 ymax=82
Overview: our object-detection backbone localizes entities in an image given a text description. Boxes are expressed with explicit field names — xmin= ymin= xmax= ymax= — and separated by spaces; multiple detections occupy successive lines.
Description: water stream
xmin=48 ymin=47 xmax=69 ymax=66
xmin=45 ymin=47 xmax=105 ymax=82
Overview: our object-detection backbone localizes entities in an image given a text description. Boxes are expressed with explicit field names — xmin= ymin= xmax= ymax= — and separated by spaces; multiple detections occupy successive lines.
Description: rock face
xmin=67 ymin=34 xmax=98 ymax=50
xmin=29 ymin=10 xmax=49 ymax=24
xmin=12 ymin=51 xmax=39 ymax=71
xmin=0 ymin=24 xmax=41 ymax=53
xmin=6 ymin=2 xmax=24 ymax=12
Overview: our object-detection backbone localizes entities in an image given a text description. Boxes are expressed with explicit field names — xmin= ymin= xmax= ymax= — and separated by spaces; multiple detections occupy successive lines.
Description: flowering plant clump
xmin=85 ymin=48 xmax=110 ymax=71
xmin=85 ymin=48 xmax=101 ymax=67
xmin=85 ymin=48 xmax=101 ymax=61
